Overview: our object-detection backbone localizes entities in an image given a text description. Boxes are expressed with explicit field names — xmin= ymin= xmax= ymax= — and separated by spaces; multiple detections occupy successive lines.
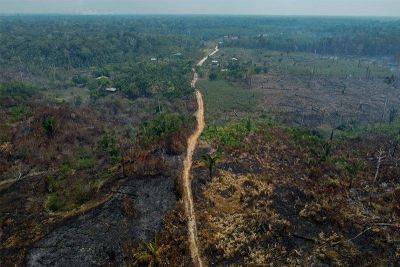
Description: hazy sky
xmin=1 ymin=0 xmax=400 ymax=16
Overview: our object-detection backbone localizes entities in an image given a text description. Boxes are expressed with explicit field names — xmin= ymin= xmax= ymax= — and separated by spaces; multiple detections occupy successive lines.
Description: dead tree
xmin=390 ymin=139 xmax=398 ymax=158
xmin=374 ymin=148 xmax=386 ymax=182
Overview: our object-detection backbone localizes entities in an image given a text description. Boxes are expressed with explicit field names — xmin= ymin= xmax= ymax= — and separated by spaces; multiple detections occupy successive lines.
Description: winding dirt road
xmin=182 ymin=45 xmax=218 ymax=267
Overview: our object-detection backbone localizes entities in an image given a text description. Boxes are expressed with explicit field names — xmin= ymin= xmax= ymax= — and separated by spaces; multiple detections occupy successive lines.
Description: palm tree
xmin=201 ymin=153 xmax=220 ymax=178
xmin=133 ymin=237 xmax=165 ymax=266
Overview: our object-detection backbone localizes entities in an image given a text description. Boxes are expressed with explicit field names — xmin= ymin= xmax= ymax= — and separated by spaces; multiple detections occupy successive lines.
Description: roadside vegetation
xmin=198 ymin=79 xmax=262 ymax=124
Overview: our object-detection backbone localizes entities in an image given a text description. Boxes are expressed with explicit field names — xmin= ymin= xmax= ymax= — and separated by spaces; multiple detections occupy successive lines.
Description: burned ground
xmin=206 ymin=47 xmax=400 ymax=130
xmin=254 ymin=73 xmax=400 ymax=129
xmin=0 ymin=81 xmax=196 ymax=265
xmin=27 ymin=175 xmax=177 ymax=266
xmin=194 ymin=124 xmax=400 ymax=266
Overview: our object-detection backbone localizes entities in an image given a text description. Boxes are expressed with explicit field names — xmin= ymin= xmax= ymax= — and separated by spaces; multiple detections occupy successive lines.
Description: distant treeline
xmin=0 ymin=15 xmax=399 ymax=72
xmin=221 ymin=17 xmax=400 ymax=57
xmin=198 ymin=17 xmax=400 ymax=57
xmin=0 ymin=16 xmax=202 ymax=70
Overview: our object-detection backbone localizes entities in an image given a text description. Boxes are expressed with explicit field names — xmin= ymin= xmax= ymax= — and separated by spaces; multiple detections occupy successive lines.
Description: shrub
xmin=45 ymin=176 xmax=61 ymax=193
xmin=209 ymin=72 xmax=218 ymax=81
xmin=76 ymin=157 xmax=96 ymax=170
xmin=254 ymin=66 xmax=263 ymax=74
xmin=46 ymin=194 xmax=65 ymax=212
xmin=98 ymin=132 xmax=121 ymax=164
xmin=203 ymin=119 xmax=256 ymax=149
xmin=42 ymin=116 xmax=57 ymax=137
xmin=74 ymin=95 xmax=83 ymax=106
xmin=0 ymin=82 xmax=39 ymax=104
xmin=335 ymin=158 xmax=366 ymax=188
xmin=139 ymin=113 xmax=190 ymax=148
xmin=72 ymin=75 xmax=89 ymax=86
xmin=9 ymin=106 xmax=28 ymax=122
xmin=389 ymin=107 xmax=398 ymax=124
xmin=60 ymin=163 xmax=74 ymax=177
xmin=122 ymin=84 xmax=140 ymax=99
xmin=73 ymin=182 xmax=93 ymax=207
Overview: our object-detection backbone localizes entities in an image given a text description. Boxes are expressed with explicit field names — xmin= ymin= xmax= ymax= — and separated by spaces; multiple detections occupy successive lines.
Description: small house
xmin=95 ymin=76 xmax=109 ymax=80
xmin=211 ymin=60 xmax=219 ymax=66
xmin=105 ymin=87 xmax=117 ymax=92
xmin=150 ymin=57 xmax=157 ymax=61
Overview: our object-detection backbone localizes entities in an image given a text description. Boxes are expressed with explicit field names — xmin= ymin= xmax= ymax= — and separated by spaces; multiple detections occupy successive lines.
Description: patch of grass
xmin=76 ymin=158 xmax=96 ymax=170
xmin=8 ymin=106 xmax=29 ymax=122
xmin=286 ymin=127 xmax=324 ymax=147
xmin=0 ymin=82 xmax=39 ymax=103
xmin=98 ymin=132 xmax=121 ymax=164
xmin=334 ymin=157 xmax=367 ymax=187
xmin=75 ymin=147 xmax=97 ymax=170
xmin=46 ymin=194 xmax=65 ymax=212
xmin=198 ymin=79 xmax=261 ymax=124
xmin=45 ymin=178 xmax=95 ymax=212
xmin=59 ymin=163 xmax=74 ymax=178
xmin=286 ymin=127 xmax=335 ymax=163
xmin=73 ymin=182 xmax=93 ymax=207
xmin=203 ymin=119 xmax=255 ymax=149
xmin=219 ymin=48 xmax=392 ymax=79
xmin=338 ymin=121 xmax=400 ymax=140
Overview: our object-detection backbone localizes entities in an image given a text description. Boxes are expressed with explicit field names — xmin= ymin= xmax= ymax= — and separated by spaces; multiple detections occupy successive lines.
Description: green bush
xmin=335 ymin=157 xmax=367 ymax=187
xmin=76 ymin=157 xmax=96 ymax=170
xmin=72 ymin=75 xmax=89 ymax=86
xmin=139 ymin=113 xmax=189 ymax=147
xmin=46 ymin=194 xmax=65 ymax=212
xmin=9 ymin=106 xmax=28 ymax=122
xmin=287 ymin=127 xmax=334 ymax=163
xmin=45 ymin=176 xmax=61 ymax=193
xmin=98 ymin=132 xmax=121 ymax=164
xmin=59 ymin=163 xmax=74 ymax=177
xmin=203 ymin=119 xmax=255 ymax=149
xmin=0 ymin=82 xmax=39 ymax=103
xmin=42 ymin=116 xmax=57 ymax=137
xmin=73 ymin=182 xmax=93 ymax=207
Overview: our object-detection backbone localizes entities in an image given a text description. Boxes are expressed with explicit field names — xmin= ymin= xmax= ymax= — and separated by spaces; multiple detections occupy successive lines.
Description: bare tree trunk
xmin=374 ymin=148 xmax=385 ymax=182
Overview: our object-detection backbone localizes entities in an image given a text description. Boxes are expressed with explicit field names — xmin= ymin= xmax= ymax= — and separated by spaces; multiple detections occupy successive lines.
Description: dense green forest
xmin=1 ymin=16 xmax=399 ymax=74
xmin=0 ymin=16 xmax=202 ymax=70
xmin=217 ymin=17 xmax=400 ymax=57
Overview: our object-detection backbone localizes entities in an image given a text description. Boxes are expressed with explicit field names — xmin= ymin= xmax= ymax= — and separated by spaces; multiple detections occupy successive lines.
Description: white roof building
xmin=95 ymin=76 xmax=109 ymax=80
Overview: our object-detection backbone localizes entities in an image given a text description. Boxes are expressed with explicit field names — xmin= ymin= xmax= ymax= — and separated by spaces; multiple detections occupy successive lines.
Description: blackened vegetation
xmin=195 ymin=122 xmax=400 ymax=265
xmin=27 ymin=176 xmax=177 ymax=266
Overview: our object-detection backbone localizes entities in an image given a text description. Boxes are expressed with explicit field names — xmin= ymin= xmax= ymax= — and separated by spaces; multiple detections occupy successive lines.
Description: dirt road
xmin=182 ymin=45 xmax=218 ymax=267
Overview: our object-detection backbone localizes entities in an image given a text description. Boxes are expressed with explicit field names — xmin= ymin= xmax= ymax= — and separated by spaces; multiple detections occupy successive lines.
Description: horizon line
xmin=0 ymin=13 xmax=399 ymax=18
